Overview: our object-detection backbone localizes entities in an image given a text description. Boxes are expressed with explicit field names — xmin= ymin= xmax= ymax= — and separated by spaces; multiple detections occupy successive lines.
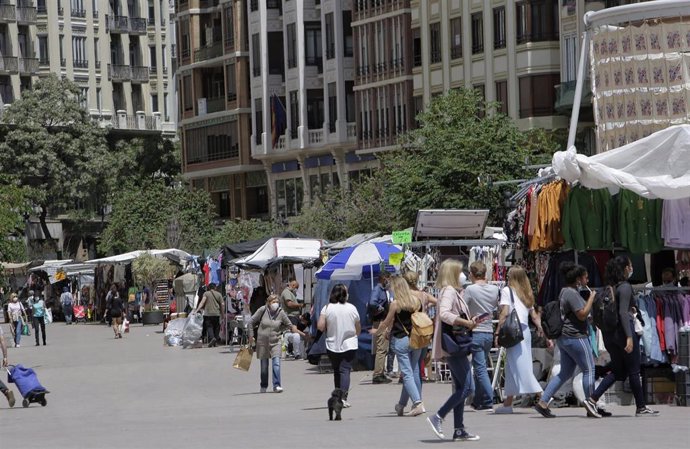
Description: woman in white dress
xmin=494 ymin=266 xmax=544 ymax=413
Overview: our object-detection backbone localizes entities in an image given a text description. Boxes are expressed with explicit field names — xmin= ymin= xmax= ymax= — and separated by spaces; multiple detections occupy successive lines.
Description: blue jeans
xmin=391 ymin=336 xmax=422 ymax=406
xmin=260 ymin=356 xmax=281 ymax=389
xmin=470 ymin=332 xmax=494 ymax=408
xmin=63 ymin=304 xmax=73 ymax=324
xmin=437 ymin=355 xmax=474 ymax=431
xmin=541 ymin=336 xmax=596 ymax=404
xmin=13 ymin=320 xmax=22 ymax=345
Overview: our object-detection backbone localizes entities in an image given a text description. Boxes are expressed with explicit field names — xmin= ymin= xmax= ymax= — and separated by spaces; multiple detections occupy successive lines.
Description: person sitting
xmin=285 ymin=312 xmax=312 ymax=359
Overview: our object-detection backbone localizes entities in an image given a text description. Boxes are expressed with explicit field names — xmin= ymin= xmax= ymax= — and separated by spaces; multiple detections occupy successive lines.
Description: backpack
xmin=398 ymin=300 xmax=434 ymax=350
xmin=592 ymin=286 xmax=618 ymax=333
xmin=541 ymin=299 xmax=563 ymax=339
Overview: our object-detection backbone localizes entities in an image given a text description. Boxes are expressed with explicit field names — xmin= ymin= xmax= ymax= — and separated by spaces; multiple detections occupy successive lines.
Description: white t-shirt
xmin=499 ymin=286 xmax=532 ymax=325
xmin=7 ymin=302 xmax=24 ymax=322
xmin=320 ymin=302 xmax=360 ymax=353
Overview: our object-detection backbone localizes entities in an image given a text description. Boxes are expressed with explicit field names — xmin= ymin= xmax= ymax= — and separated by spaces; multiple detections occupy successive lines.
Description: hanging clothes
xmin=617 ymin=189 xmax=663 ymax=254
xmin=537 ymin=251 xmax=602 ymax=305
xmin=661 ymin=197 xmax=690 ymax=248
xmin=529 ymin=180 xmax=569 ymax=252
xmin=562 ymin=186 xmax=614 ymax=250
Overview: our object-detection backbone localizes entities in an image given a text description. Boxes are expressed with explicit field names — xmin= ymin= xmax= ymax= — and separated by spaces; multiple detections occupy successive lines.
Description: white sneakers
xmin=406 ymin=402 xmax=426 ymax=417
xmin=493 ymin=405 xmax=513 ymax=414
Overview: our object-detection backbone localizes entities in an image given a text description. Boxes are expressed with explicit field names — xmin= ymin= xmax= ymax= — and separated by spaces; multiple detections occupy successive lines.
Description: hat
xmin=62 ymin=286 xmax=69 ymax=293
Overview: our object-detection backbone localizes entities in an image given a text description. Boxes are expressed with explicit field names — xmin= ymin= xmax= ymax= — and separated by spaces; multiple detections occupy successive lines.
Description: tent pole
xmin=370 ymin=265 xmax=374 ymax=290
xmin=567 ymin=29 xmax=591 ymax=150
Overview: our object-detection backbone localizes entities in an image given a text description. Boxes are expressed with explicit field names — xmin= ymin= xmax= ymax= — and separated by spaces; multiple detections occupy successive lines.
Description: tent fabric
xmin=86 ymin=249 xmax=192 ymax=265
xmin=325 ymin=232 xmax=381 ymax=251
xmin=220 ymin=231 xmax=309 ymax=263
xmin=552 ymin=125 xmax=690 ymax=200
xmin=233 ymin=238 xmax=322 ymax=270
xmin=315 ymin=242 xmax=402 ymax=280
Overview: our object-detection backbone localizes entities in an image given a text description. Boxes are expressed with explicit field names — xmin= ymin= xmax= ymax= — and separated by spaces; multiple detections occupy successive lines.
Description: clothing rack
xmin=633 ymin=285 xmax=690 ymax=293
xmin=509 ymin=174 xmax=558 ymax=203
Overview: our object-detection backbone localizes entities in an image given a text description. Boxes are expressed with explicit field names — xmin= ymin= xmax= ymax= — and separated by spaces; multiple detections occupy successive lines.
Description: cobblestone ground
xmin=1 ymin=321 xmax=688 ymax=449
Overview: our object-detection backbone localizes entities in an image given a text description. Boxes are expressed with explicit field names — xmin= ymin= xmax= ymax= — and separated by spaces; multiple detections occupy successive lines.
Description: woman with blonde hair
xmin=426 ymin=260 xmax=480 ymax=441
xmin=374 ymin=276 xmax=426 ymax=417
xmin=493 ymin=265 xmax=544 ymax=414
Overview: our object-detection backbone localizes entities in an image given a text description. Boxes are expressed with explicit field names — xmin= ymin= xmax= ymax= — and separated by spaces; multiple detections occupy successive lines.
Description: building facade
xmin=175 ymin=0 xmax=269 ymax=220
xmin=0 ymin=0 xmax=176 ymax=133
xmin=247 ymin=0 xmax=375 ymax=219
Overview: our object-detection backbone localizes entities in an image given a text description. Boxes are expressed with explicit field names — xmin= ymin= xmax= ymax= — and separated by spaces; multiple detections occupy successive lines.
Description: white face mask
xmin=269 ymin=303 xmax=279 ymax=312
xmin=627 ymin=268 xmax=633 ymax=279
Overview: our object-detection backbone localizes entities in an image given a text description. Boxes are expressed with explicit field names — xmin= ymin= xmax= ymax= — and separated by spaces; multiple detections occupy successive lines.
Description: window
xmin=495 ymin=80 xmax=508 ymax=115
xmin=151 ymin=94 xmax=159 ymax=112
xmin=287 ymin=23 xmax=296 ymax=68
xmin=516 ymin=0 xmax=559 ymax=44
xmin=37 ymin=0 xmax=47 ymax=13
xmin=72 ymin=36 xmax=87 ymax=67
xmin=254 ymin=98 xmax=263 ymax=144
xmin=412 ymin=28 xmax=421 ymax=67
xmin=180 ymin=18 xmax=190 ymax=59
xmin=183 ymin=75 xmax=193 ymax=111
xmin=563 ymin=35 xmax=577 ymax=82
xmin=306 ymin=89 xmax=324 ymax=129
xmin=267 ymin=32 xmax=284 ymax=77
xmin=325 ymin=13 xmax=335 ymax=59
xmin=38 ymin=36 xmax=49 ymax=64
xmin=149 ymin=46 xmax=157 ymax=69
xmin=345 ymin=81 xmax=355 ymax=122
xmin=71 ymin=0 xmax=85 ymax=16
xmin=94 ymin=37 xmax=99 ymax=62
xmin=226 ymin=63 xmax=236 ymax=101
xmin=275 ymin=177 xmax=304 ymax=218
xmin=413 ymin=95 xmax=423 ymax=127
xmin=304 ymin=22 xmax=322 ymax=71
xmin=251 ymin=33 xmax=261 ymax=77
xmin=224 ymin=3 xmax=234 ymax=47
xmin=493 ymin=7 xmax=506 ymax=49
xmin=429 ymin=22 xmax=441 ymax=64
xmin=519 ymin=73 xmax=559 ymax=118
xmin=59 ymin=35 xmax=64 ymax=65
xmin=164 ymin=93 xmax=169 ymax=121
xmin=289 ymin=90 xmax=298 ymax=138
xmin=92 ymin=0 xmax=98 ymax=17
xmin=96 ymin=87 xmax=102 ymax=111
xmin=343 ymin=11 xmax=353 ymax=57
xmin=471 ymin=12 xmax=483 ymax=54
xmin=328 ymin=82 xmax=337 ymax=133
xmin=78 ymin=87 xmax=88 ymax=109
xmin=450 ymin=17 xmax=462 ymax=60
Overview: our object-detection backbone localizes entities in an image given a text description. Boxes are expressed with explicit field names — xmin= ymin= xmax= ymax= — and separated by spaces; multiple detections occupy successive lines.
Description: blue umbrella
xmin=315 ymin=241 xmax=402 ymax=280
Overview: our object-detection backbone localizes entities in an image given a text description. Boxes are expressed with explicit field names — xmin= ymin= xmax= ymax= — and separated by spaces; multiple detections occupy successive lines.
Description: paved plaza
xmin=1 ymin=322 xmax=688 ymax=449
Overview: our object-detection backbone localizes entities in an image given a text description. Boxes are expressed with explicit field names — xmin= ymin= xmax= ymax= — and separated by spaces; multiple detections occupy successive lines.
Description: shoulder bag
xmin=440 ymin=289 xmax=472 ymax=357
xmin=497 ymin=288 xmax=524 ymax=348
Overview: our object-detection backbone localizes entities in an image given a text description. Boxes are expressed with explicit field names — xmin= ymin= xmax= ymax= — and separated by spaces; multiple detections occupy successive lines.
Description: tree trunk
xmin=39 ymin=205 xmax=60 ymax=257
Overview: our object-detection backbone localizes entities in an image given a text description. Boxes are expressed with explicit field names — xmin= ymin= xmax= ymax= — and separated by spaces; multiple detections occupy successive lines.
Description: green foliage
xmin=108 ymin=136 xmax=181 ymax=188
xmin=211 ymin=218 xmax=284 ymax=248
xmin=0 ymin=178 xmax=30 ymax=262
xmin=99 ymin=180 xmax=216 ymax=255
xmin=377 ymin=88 xmax=560 ymax=227
xmin=0 ymin=74 xmax=111 ymax=219
xmin=132 ymin=253 xmax=176 ymax=309
xmin=290 ymin=176 xmax=396 ymax=241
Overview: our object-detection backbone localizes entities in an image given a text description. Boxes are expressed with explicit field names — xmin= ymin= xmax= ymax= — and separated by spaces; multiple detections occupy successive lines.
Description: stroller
xmin=7 ymin=364 xmax=49 ymax=407
xmin=73 ymin=303 xmax=86 ymax=323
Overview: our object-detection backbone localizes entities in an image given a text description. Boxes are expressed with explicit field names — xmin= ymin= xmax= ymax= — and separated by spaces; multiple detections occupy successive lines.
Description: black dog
xmin=327 ymin=388 xmax=344 ymax=421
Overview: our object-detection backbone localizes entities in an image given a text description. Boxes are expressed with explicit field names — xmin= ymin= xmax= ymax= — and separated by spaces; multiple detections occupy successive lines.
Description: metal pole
xmin=567 ymin=30 xmax=591 ymax=150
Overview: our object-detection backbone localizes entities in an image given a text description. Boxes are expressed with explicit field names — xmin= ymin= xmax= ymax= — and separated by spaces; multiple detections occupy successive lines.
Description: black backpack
xmin=592 ymin=286 xmax=618 ymax=333
xmin=541 ymin=298 xmax=563 ymax=339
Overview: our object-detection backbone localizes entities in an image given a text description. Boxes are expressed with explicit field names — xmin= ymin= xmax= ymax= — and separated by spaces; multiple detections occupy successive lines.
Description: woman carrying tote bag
xmin=494 ymin=266 xmax=544 ymax=414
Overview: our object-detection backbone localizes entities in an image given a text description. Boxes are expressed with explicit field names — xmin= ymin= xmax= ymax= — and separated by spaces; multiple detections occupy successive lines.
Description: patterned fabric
xmin=591 ymin=21 xmax=690 ymax=152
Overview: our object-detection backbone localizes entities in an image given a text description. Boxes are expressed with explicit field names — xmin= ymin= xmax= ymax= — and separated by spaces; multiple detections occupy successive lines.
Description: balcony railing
xmin=205 ymin=97 xmax=225 ymax=114
xmin=71 ymin=9 xmax=86 ymax=18
xmin=0 ymin=4 xmax=16 ymax=21
xmin=305 ymin=56 xmax=323 ymax=74
xmin=308 ymin=129 xmax=324 ymax=145
xmin=131 ymin=66 xmax=150 ymax=82
xmin=38 ymin=57 xmax=49 ymax=66
xmin=347 ymin=123 xmax=357 ymax=139
xmin=73 ymin=59 xmax=88 ymax=69
xmin=37 ymin=5 xmax=47 ymax=15
xmin=130 ymin=17 xmax=147 ymax=34
xmin=19 ymin=57 xmax=39 ymax=74
xmin=0 ymin=57 xmax=18 ymax=74
xmin=108 ymin=64 xmax=132 ymax=81
xmin=17 ymin=6 xmax=37 ymax=23
xmin=106 ymin=15 xmax=129 ymax=33
xmin=517 ymin=31 xmax=559 ymax=45
xmin=187 ymin=143 xmax=239 ymax=164
xmin=194 ymin=42 xmax=223 ymax=62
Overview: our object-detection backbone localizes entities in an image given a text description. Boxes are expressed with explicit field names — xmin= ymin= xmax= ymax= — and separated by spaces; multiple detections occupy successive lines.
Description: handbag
xmin=439 ymin=288 xmax=473 ymax=357
xmin=21 ymin=322 xmax=31 ymax=336
xmin=233 ymin=345 xmax=254 ymax=371
xmin=497 ymin=288 xmax=524 ymax=348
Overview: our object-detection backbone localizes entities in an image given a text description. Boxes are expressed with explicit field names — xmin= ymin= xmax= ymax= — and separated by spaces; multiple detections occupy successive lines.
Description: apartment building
xmin=247 ymin=0 xmax=373 ymax=219
xmin=176 ymin=0 xmax=268 ymax=220
xmin=0 ymin=0 xmax=176 ymax=133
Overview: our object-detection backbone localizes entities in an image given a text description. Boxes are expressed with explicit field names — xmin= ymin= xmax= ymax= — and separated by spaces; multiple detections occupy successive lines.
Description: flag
xmin=271 ymin=94 xmax=287 ymax=148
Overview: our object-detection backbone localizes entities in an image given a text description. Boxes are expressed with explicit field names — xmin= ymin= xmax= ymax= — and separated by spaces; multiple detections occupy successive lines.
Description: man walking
xmin=369 ymin=272 xmax=392 ymax=384
xmin=60 ymin=287 xmax=74 ymax=325
xmin=1 ymin=325 xmax=16 ymax=407
xmin=194 ymin=283 xmax=224 ymax=347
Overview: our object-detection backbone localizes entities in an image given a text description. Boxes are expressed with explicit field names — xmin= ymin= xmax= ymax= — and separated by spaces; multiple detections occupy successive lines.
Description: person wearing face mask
xmin=369 ymin=271 xmax=392 ymax=384
xmin=249 ymin=294 xmax=301 ymax=393
xmin=585 ymin=256 xmax=659 ymax=417
xmin=318 ymin=284 xmax=361 ymax=407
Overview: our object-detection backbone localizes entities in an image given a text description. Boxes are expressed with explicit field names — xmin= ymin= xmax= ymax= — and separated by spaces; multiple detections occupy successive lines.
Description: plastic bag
xmin=123 ymin=318 xmax=130 ymax=333
xmin=181 ymin=313 xmax=204 ymax=348
xmin=44 ymin=308 xmax=53 ymax=325
xmin=164 ymin=318 xmax=187 ymax=347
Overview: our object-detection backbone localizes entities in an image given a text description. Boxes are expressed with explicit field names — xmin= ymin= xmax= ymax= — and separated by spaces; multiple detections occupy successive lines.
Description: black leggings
xmin=592 ymin=326 xmax=645 ymax=408
xmin=33 ymin=316 xmax=46 ymax=344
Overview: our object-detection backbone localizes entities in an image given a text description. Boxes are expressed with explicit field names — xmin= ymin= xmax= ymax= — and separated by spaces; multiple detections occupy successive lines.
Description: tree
xmin=0 ymin=178 xmax=31 ymax=262
xmin=0 ymin=74 xmax=111 ymax=253
xmin=210 ymin=218 xmax=284 ymax=248
xmin=108 ymin=136 xmax=181 ymax=188
xmin=378 ymin=88 xmax=559 ymax=227
xmin=99 ymin=180 xmax=216 ymax=255
xmin=132 ymin=252 xmax=177 ymax=311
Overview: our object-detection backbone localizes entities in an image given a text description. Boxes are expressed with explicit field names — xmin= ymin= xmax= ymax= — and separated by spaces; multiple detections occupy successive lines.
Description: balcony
xmin=106 ymin=15 xmax=129 ymax=33
xmin=555 ymin=80 xmax=592 ymax=115
xmin=0 ymin=57 xmax=18 ymax=74
xmin=0 ymin=4 xmax=16 ymax=22
xmin=130 ymin=17 xmax=147 ymax=34
xmin=18 ymin=58 xmax=38 ymax=74
xmin=17 ymin=7 xmax=37 ymax=24
xmin=38 ymin=57 xmax=49 ymax=66
xmin=308 ymin=129 xmax=324 ymax=145
xmin=194 ymin=42 xmax=223 ymax=62
xmin=131 ymin=66 xmax=150 ymax=82
xmin=108 ymin=64 xmax=132 ymax=81
xmin=37 ymin=5 xmax=47 ymax=15
xmin=73 ymin=59 xmax=88 ymax=69
xmin=71 ymin=9 xmax=86 ymax=18
xmin=104 ymin=111 xmax=166 ymax=132
xmin=205 ymin=97 xmax=226 ymax=114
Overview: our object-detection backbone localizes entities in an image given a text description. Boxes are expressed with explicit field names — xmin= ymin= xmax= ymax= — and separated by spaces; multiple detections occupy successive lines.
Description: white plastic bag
xmin=123 ymin=318 xmax=130 ymax=333
xmin=164 ymin=318 xmax=187 ymax=347
xmin=182 ymin=313 xmax=204 ymax=348
xmin=44 ymin=308 xmax=53 ymax=324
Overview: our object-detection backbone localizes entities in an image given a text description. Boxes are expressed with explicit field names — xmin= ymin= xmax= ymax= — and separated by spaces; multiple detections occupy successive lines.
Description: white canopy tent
xmin=233 ymin=238 xmax=322 ymax=270
xmin=86 ymin=249 xmax=193 ymax=265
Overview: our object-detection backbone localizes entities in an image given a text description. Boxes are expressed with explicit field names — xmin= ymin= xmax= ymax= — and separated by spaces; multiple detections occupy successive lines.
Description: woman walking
xmin=7 ymin=293 xmax=27 ymax=348
xmin=106 ymin=285 xmax=125 ymax=339
xmin=249 ymin=294 xmax=301 ymax=393
xmin=317 ymin=284 xmax=361 ymax=407
xmin=584 ymin=256 xmax=659 ymax=417
xmin=403 ymin=271 xmax=436 ymax=384
xmin=32 ymin=293 xmax=47 ymax=346
xmin=374 ymin=277 xmax=426 ymax=417
xmin=534 ymin=262 xmax=601 ymax=418
xmin=494 ymin=266 xmax=544 ymax=414
xmin=426 ymin=260 xmax=480 ymax=441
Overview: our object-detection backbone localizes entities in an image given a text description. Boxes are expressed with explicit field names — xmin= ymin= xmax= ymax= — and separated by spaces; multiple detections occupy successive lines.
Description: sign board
xmin=391 ymin=230 xmax=413 ymax=244
xmin=388 ymin=252 xmax=404 ymax=266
